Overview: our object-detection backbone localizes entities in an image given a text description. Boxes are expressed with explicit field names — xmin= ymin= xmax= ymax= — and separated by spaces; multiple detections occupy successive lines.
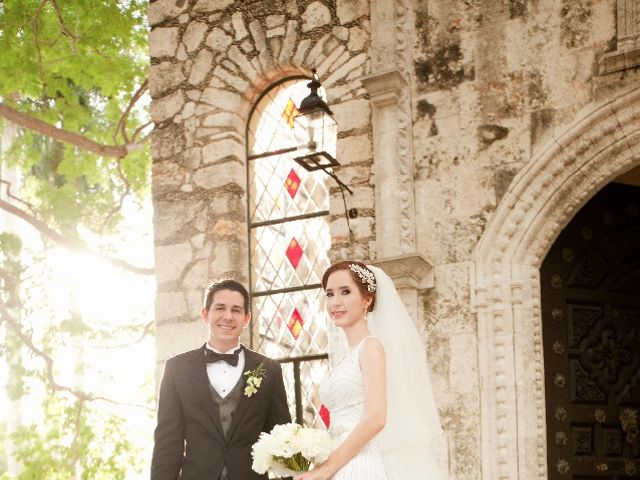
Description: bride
xmin=295 ymin=261 xmax=445 ymax=480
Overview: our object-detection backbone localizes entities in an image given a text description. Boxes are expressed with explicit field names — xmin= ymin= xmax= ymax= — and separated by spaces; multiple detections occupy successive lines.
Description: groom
xmin=151 ymin=279 xmax=291 ymax=480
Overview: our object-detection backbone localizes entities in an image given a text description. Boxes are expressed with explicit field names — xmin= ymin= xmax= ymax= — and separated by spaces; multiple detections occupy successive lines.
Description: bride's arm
xmin=295 ymin=337 xmax=387 ymax=480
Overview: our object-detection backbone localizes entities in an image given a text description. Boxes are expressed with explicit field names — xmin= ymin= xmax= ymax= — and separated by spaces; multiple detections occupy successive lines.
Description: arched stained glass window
xmin=246 ymin=78 xmax=331 ymax=427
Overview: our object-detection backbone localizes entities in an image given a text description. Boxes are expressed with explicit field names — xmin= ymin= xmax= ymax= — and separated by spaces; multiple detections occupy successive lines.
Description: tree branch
xmin=0 ymin=198 xmax=154 ymax=275
xmin=0 ymin=179 xmax=38 ymax=215
xmin=0 ymin=103 xmax=148 ymax=158
xmin=48 ymin=0 xmax=78 ymax=44
xmin=114 ymin=79 xmax=148 ymax=144
xmin=0 ymin=299 xmax=153 ymax=411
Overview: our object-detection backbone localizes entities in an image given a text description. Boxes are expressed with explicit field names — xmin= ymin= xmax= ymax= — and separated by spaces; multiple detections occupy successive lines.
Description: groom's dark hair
xmin=203 ymin=279 xmax=250 ymax=313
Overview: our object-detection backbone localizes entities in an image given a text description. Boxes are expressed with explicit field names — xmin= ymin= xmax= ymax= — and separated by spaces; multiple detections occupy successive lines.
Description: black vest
xmin=209 ymin=377 xmax=243 ymax=480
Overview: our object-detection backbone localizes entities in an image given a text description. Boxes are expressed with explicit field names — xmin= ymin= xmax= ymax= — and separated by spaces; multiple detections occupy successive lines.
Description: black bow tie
xmin=204 ymin=347 xmax=242 ymax=366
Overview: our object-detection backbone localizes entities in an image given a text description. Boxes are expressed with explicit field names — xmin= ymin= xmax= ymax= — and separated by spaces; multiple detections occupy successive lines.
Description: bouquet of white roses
xmin=251 ymin=422 xmax=333 ymax=476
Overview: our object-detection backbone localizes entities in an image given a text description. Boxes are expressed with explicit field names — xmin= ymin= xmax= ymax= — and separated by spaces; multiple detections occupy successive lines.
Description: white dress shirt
xmin=205 ymin=343 xmax=245 ymax=399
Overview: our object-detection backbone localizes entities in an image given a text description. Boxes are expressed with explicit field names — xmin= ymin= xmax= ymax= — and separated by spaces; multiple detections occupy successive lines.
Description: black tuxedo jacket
xmin=150 ymin=344 xmax=291 ymax=480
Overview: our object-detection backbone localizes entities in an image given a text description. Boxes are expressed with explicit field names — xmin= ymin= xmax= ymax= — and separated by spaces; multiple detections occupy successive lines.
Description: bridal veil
xmin=326 ymin=265 xmax=447 ymax=479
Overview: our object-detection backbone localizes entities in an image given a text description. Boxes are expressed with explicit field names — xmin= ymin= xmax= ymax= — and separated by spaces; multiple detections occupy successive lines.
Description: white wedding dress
xmin=319 ymin=337 xmax=388 ymax=480
xmin=321 ymin=265 xmax=447 ymax=480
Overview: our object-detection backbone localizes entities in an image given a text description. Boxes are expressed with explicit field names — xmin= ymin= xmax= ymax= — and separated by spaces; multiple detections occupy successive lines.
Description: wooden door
xmin=541 ymin=182 xmax=640 ymax=479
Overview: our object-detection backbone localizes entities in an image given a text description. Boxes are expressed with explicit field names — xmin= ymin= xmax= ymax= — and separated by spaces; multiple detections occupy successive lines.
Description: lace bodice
xmin=319 ymin=337 xmax=388 ymax=479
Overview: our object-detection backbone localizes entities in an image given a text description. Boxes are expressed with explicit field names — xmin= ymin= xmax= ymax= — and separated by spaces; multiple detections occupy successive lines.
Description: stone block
xmin=202 ymin=135 xmax=243 ymax=163
xmin=202 ymin=111 xmax=243 ymax=130
xmin=347 ymin=26 xmax=367 ymax=52
xmin=188 ymin=49 xmax=214 ymax=85
xmin=155 ymin=291 xmax=189 ymax=323
xmin=249 ymin=19 xmax=267 ymax=51
xmin=151 ymin=90 xmax=185 ymax=122
xmin=182 ymin=101 xmax=196 ymax=120
xmin=183 ymin=259 xmax=209 ymax=289
xmin=332 ymin=25 xmax=349 ymax=41
xmin=153 ymin=199 xmax=202 ymax=242
xmin=149 ymin=27 xmax=179 ymax=58
xmin=240 ymin=40 xmax=254 ymax=53
xmin=148 ymin=0 xmax=189 ymax=26
xmin=269 ymin=37 xmax=282 ymax=62
xmin=206 ymin=27 xmax=233 ymax=52
xmin=176 ymin=43 xmax=188 ymax=61
xmin=155 ymin=320 xmax=208 ymax=364
xmin=186 ymin=288 xmax=207 ymax=316
xmin=301 ymin=1 xmax=331 ymax=32
xmin=201 ymin=87 xmax=243 ymax=111
xmin=330 ymin=217 xmax=350 ymax=242
xmin=228 ymin=45 xmax=259 ymax=79
xmin=193 ymin=0 xmax=234 ymax=13
xmin=336 ymin=134 xmax=372 ymax=165
xmin=213 ymin=64 xmax=249 ymax=92
xmin=151 ymin=124 xmax=186 ymax=160
xmin=190 ymin=233 xmax=206 ymax=250
xmin=284 ymin=0 xmax=298 ymax=16
xmin=266 ymin=14 xmax=285 ymax=29
xmin=183 ymin=147 xmax=203 ymax=170
xmin=192 ymin=160 xmax=244 ymax=190
xmin=324 ymin=52 xmax=367 ymax=86
xmin=267 ymin=26 xmax=285 ymax=38
xmin=212 ymin=219 xmax=244 ymax=239
xmin=183 ymin=21 xmax=208 ymax=53
xmin=211 ymin=239 xmax=246 ymax=273
xmin=155 ymin=242 xmax=193 ymax=283
xmin=149 ymin=61 xmax=186 ymax=97
xmin=231 ymin=11 xmax=248 ymax=40
xmin=317 ymin=45 xmax=347 ymax=78
xmin=337 ymin=0 xmax=368 ymax=24
xmin=293 ymin=38 xmax=312 ymax=66
xmin=279 ymin=20 xmax=298 ymax=64
xmin=152 ymin=160 xmax=188 ymax=193
xmin=332 ymin=97 xmax=371 ymax=132
xmin=305 ymin=32 xmax=331 ymax=68
xmin=195 ymin=240 xmax=214 ymax=260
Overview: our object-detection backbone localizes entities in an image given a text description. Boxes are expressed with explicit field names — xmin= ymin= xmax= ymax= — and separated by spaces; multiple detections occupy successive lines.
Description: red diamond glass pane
xmin=285 ymin=168 xmax=301 ymax=199
xmin=282 ymin=98 xmax=299 ymax=128
xmin=319 ymin=404 xmax=330 ymax=427
xmin=285 ymin=237 xmax=303 ymax=269
xmin=287 ymin=308 xmax=304 ymax=340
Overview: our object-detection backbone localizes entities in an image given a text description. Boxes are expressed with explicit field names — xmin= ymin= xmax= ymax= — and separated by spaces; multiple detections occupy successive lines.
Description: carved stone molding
xmin=370 ymin=253 xmax=433 ymax=326
xmin=363 ymin=0 xmax=417 ymax=256
xmin=360 ymin=70 xmax=406 ymax=106
xmin=472 ymin=86 xmax=640 ymax=480
xmin=599 ymin=0 xmax=640 ymax=74
xmin=369 ymin=252 xmax=434 ymax=289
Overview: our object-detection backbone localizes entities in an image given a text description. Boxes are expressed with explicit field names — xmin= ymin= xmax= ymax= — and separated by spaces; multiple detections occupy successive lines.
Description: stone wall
xmin=149 ymin=0 xmax=375 ymax=361
xmin=149 ymin=1 xmax=640 ymax=479
xmin=408 ymin=1 xmax=640 ymax=479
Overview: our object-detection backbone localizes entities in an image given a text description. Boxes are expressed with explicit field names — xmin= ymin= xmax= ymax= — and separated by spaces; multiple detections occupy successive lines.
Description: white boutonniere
xmin=244 ymin=362 xmax=266 ymax=397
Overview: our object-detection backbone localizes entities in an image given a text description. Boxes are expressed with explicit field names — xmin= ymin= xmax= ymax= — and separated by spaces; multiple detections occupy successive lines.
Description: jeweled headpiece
xmin=349 ymin=264 xmax=376 ymax=293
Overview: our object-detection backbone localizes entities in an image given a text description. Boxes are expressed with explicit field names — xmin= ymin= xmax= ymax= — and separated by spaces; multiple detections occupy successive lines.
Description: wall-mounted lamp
xmin=293 ymin=71 xmax=352 ymax=194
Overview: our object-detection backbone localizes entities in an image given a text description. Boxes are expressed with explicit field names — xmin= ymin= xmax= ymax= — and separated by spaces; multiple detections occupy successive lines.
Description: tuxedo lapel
xmin=225 ymin=348 xmax=260 ymax=440
xmin=187 ymin=346 xmax=225 ymax=439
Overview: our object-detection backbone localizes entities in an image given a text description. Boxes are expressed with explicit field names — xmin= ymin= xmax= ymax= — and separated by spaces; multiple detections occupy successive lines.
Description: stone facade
xmin=149 ymin=1 xmax=640 ymax=479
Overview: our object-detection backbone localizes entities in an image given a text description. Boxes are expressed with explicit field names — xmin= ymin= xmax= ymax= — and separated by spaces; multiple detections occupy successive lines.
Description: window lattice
xmin=247 ymin=78 xmax=331 ymax=428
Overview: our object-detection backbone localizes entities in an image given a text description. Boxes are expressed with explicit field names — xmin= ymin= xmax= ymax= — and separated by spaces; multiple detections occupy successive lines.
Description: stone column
xmin=362 ymin=4 xmax=445 ymax=473
xmin=361 ymin=0 xmax=417 ymax=258
xmin=361 ymin=1 xmax=428 ymax=314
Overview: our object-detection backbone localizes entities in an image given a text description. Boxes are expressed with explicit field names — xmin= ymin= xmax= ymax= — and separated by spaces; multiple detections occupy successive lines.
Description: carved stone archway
xmin=472 ymin=86 xmax=640 ymax=480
